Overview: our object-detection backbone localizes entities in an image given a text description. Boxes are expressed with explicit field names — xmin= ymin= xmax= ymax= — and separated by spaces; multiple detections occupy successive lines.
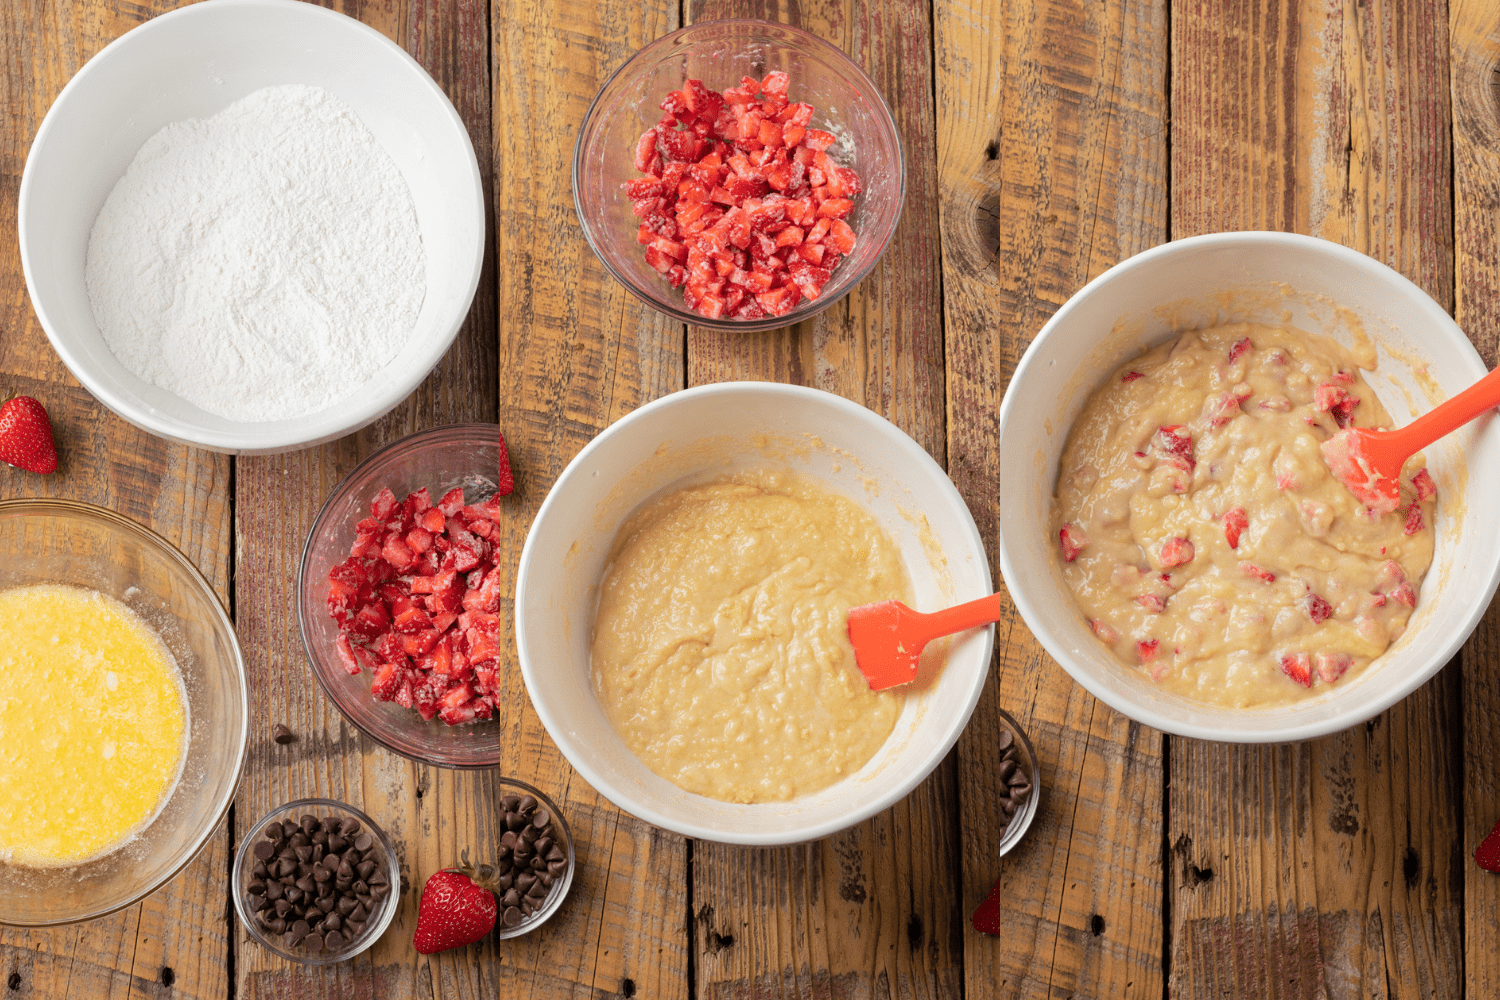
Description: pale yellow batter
xmin=0 ymin=584 xmax=187 ymax=866
xmin=1053 ymin=324 xmax=1435 ymax=707
xmin=591 ymin=470 xmax=909 ymax=803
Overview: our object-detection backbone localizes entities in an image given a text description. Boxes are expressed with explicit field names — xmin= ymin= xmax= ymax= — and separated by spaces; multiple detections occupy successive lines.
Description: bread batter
xmin=591 ymin=470 xmax=909 ymax=802
xmin=0 ymin=584 xmax=188 ymax=866
xmin=1053 ymin=324 xmax=1435 ymax=707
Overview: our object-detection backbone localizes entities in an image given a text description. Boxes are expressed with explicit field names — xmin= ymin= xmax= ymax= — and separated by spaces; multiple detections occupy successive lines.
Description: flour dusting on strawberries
xmin=627 ymin=72 xmax=861 ymax=320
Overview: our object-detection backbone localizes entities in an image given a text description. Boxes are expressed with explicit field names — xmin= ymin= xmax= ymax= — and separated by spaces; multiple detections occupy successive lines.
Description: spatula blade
xmin=847 ymin=599 xmax=924 ymax=691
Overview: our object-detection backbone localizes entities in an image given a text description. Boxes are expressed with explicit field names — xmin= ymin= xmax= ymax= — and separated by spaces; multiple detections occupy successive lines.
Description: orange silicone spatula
xmin=848 ymin=593 xmax=1003 ymax=691
xmin=1322 ymin=365 xmax=1500 ymax=513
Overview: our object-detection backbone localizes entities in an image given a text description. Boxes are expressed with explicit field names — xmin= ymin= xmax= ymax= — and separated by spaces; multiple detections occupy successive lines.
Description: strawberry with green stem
xmin=413 ymin=849 xmax=505 ymax=954
xmin=0 ymin=392 xmax=58 ymax=474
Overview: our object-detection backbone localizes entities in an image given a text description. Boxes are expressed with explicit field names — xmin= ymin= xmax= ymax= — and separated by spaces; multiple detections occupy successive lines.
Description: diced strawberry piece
xmin=467 ymin=629 xmax=505 ymax=665
xmin=1279 ymin=652 xmax=1313 ymax=687
xmin=816 ymin=198 xmax=854 ymax=219
xmin=1315 ymin=652 xmax=1353 ymax=684
xmin=756 ymin=284 xmax=802 ymax=316
xmin=1240 ymin=563 xmax=1276 ymax=583
xmin=1305 ymin=594 xmax=1333 ymax=624
xmin=803 ymin=129 xmax=836 ymax=151
xmin=1121 ymin=371 xmax=1145 ymax=383
xmin=406 ymin=527 xmax=433 ymax=554
xmin=1159 ymin=537 xmax=1194 ymax=569
xmin=1227 ymin=337 xmax=1252 ymax=363
xmin=335 ymin=634 xmax=362 ymax=676
xmin=1276 ymin=471 xmax=1297 ymax=490
xmin=1313 ymin=383 xmax=1353 ymax=423
xmin=394 ymin=606 xmax=434 ymax=635
xmin=1059 ymin=523 xmax=1088 ymax=562
xmin=1090 ymin=619 xmax=1120 ymax=643
xmin=1136 ymin=639 xmax=1161 ymax=663
xmin=1411 ymin=468 xmax=1437 ymax=501
xmin=825 ymin=218 xmax=856 ymax=254
xmin=1332 ymin=370 xmax=1356 ymax=386
xmin=382 ymin=533 xmax=416 ymax=571
xmin=370 ymin=487 xmax=399 ymax=521
xmin=1390 ymin=581 xmax=1418 ymax=607
xmin=1136 ymin=594 xmax=1166 ymax=614
xmin=1153 ymin=425 xmax=1195 ymax=472
xmin=1403 ymin=504 xmax=1424 ymax=536
xmin=1222 ymin=507 xmax=1248 ymax=549
xmin=420 ymin=507 xmax=448 ymax=534
xmin=1330 ymin=398 xmax=1358 ymax=428
xmin=350 ymin=602 xmax=391 ymax=639
xmin=370 ymin=661 xmax=402 ymax=701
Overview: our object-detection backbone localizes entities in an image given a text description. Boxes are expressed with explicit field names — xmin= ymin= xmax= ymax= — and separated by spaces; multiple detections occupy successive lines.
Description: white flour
xmin=86 ymin=84 xmax=425 ymax=423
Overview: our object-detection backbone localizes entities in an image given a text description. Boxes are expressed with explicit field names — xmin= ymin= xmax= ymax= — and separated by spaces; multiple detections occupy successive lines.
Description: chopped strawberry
xmin=1305 ymin=594 xmax=1333 ymax=624
xmin=1059 ymin=523 xmax=1088 ymax=562
xmin=1158 ymin=536 xmax=1194 ymax=569
xmin=1222 ymin=507 xmax=1248 ymax=549
xmin=1276 ymin=471 xmax=1297 ymax=490
xmin=1121 ymin=371 xmax=1145 ymax=383
xmin=370 ymin=661 xmax=403 ymax=701
xmin=1152 ymin=425 xmax=1195 ymax=472
xmin=1240 ymin=563 xmax=1276 ymax=584
xmin=1314 ymin=652 xmax=1353 ymax=684
xmin=1408 ymin=468 xmax=1436 ymax=502
xmin=1403 ymin=504 xmax=1424 ymax=536
xmin=1136 ymin=594 xmax=1166 ymax=614
xmin=1136 ymin=639 xmax=1160 ymax=663
xmin=1279 ymin=652 xmax=1313 ymax=687
xmin=1090 ymin=619 xmax=1120 ymax=643
xmin=1332 ymin=370 xmax=1355 ymax=385
xmin=335 ymin=634 xmax=362 ymax=675
xmin=1390 ymin=581 xmax=1418 ymax=607
xmin=371 ymin=487 xmax=399 ymax=521
xmin=1313 ymin=383 xmax=1349 ymax=412
xmin=1227 ymin=337 xmax=1252 ymax=363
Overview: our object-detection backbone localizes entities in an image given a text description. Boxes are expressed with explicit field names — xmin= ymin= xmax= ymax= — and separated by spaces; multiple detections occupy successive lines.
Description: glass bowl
xmin=993 ymin=707 xmax=1041 ymax=857
xmin=297 ymin=424 xmax=509 ymax=768
xmin=488 ymin=777 xmax=577 ymax=939
xmin=572 ymin=18 xmax=906 ymax=332
xmin=232 ymin=798 xmax=400 ymax=964
xmin=0 ymin=499 xmax=249 ymax=927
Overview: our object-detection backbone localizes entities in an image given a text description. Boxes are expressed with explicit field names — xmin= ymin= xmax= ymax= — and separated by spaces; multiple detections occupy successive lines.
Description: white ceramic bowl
xmin=517 ymin=383 xmax=992 ymax=845
xmin=998 ymin=231 xmax=1500 ymax=742
xmin=18 ymin=0 xmax=484 ymax=454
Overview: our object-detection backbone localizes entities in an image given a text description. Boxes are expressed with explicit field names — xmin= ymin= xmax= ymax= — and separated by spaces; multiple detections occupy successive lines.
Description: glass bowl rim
xmin=296 ymin=422 xmax=510 ymax=769
xmin=231 ymin=796 xmax=401 ymax=965
xmin=993 ymin=706 xmax=1041 ymax=858
xmin=487 ymin=775 xmax=578 ymax=939
xmin=0 ymin=496 xmax=249 ymax=927
xmin=570 ymin=16 xmax=908 ymax=333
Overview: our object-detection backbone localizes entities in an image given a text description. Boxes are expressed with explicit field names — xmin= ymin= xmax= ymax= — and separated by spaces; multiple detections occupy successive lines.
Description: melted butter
xmin=591 ymin=470 xmax=909 ymax=802
xmin=0 ymin=585 xmax=187 ymax=866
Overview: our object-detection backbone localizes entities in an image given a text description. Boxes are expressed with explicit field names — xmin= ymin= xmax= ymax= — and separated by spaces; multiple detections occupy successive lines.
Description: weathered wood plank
xmin=1451 ymin=0 xmax=1500 ymax=995
xmin=935 ymin=0 xmax=1170 ymax=995
xmin=1167 ymin=2 xmax=1459 ymax=998
xmin=0 ymin=3 xmax=232 ymax=1000
xmin=484 ymin=1 xmax=690 ymax=998
xmin=681 ymin=1 xmax=954 ymax=998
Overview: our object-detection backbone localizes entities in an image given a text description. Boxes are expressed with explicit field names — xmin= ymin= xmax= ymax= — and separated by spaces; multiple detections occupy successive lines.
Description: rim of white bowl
xmin=516 ymin=382 xmax=992 ymax=844
xmin=17 ymin=0 xmax=485 ymax=454
xmin=997 ymin=230 xmax=1500 ymax=743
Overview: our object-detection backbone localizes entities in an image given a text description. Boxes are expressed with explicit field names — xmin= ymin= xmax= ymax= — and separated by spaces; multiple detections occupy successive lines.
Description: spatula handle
xmin=917 ymin=593 xmax=1005 ymax=643
xmin=1389 ymin=364 xmax=1500 ymax=455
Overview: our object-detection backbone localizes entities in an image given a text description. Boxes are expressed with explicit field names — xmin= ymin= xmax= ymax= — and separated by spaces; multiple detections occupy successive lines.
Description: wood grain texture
xmin=487 ymin=1 xmax=690 ymax=999
xmin=1168 ymin=2 xmax=1460 ymax=998
xmin=935 ymin=0 xmax=1169 ymax=996
xmin=0 ymin=3 xmax=232 ymax=1000
xmin=680 ymin=1 xmax=955 ymax=998
xmin=1451 ymin=0 xmax=1500 ymax=995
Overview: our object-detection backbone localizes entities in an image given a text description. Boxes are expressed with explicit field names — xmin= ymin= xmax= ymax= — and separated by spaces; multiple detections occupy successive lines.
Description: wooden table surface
xmin=2 ymin=0 xmax=1497 ymax=996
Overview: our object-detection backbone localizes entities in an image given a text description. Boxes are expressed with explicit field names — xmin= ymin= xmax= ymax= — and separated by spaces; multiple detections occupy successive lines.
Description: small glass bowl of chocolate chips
xmin=232 ymin=798 xmax=400 ymax=964
xmin=489 ymin=778 xmax=575 ymax=938
xmin=994 ymin=707 xmax=1041 ymax=856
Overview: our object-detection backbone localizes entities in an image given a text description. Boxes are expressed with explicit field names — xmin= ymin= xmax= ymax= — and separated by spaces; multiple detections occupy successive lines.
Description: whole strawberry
xmin=0 ymin=393 xmax=57 ymax=474
xmin=1477 ymin=817 xmax=1500 ymax=873
xmin=413 ymin=850 xmax=499 ymax=954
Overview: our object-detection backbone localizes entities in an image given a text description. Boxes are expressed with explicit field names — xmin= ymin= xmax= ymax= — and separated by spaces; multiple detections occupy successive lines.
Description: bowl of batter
xmin=0 ymin=500 xmax=248 ymax=926
xmin=516 ymin=383 xmax=992 ymax=845
xmin=998 ymin=232 xmax=1500 ymax=742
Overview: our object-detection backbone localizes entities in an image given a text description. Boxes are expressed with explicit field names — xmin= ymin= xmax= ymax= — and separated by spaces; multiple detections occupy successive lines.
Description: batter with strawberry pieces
xmin=1052 ymin=324 xmax=1436 ymax=707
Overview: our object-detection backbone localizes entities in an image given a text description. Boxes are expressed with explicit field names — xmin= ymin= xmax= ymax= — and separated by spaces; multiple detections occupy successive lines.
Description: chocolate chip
xmin=273 ymin=724 xmax=295 ymax=745
xmin=324 ymin=929 xmax=344 ymax=950
xmin=356 ymin=859 xmax=376 ymax=880
xmin=304 ymin=933 xmax=323 ymax=953
xmin=518 ymin=795 xmax=537 ymax=813
xmin=997 ymin=760 xmax=1016 ymax=782
xmin=527 ymin=879 xmax=548 ymax=899
xmin=247 ymin=880 xmax=267 ymax=896
xmin=531 ymin=810 xmax=551 ymax=831
xmin=371 ymin=883 xmax=391 ymax=898
xmin=265 ymin=824 xmax=285 ymax=842
xmin=501 ymin=794 xmax=520 ymax=811
xmin=515 ymin=872 xmax=536 ymax=894
xmin=294 ymin=845 xmax=312 ymax=863
xmin=336 ymin=897 xmax=357 ymax=916
xmin=274 ymin=898 xmax=292 ymax=917
xmin=300 ymin=815 xmax=317 ymax=834
xmin=356 ymin=894 xmax=374 ymax=910
xmin=296 ymin=876 xmax=315 ymax=893
xmin=354 ymin=833 xmax=373 ymax=853
xmin=506 ymin=812 xmax=526 ymax=832
xmin=546 ymin=845 xmax=565 ymax=862
xmin=502 ymin=888 xmax=520 ymax=908
xmin=338 ymin=818 xmax=361 ymax=837
xmin=324 ymin=912 xmax=342 ymax=932
xmin=265 ymin=881 xmax=284 ymax=900
xmin=252 ymin=860 xmax=269 ymax=879
xmin=345 ymin=920 xmax=365 ymax=938
xmin=351 ymin=903 xmax=369 ymax=923
xmin=503 ymin=906 xmax=522 ymax=928
xmin=281 ymin=820 xmax=299 ymax=839
xmin=548 ymin=860 xmax=566 ymax=876
xmin=352 ymin=880 xmax=368 ymax=896
xmin=327 ymin=834 xmax=347 ymax=854
xmin=253 ymin=841 xmax=274 ymax=862
xmin=500 ymin=830 xmax=518 ymax=850
xmin=534 ymin=837 xmax=553 ymax=858
xmin=996 ymin=729 xmax=1014 ymax=751
xmin=1010 ymin=781 xmax=1032 ymax=797
xmin=269 ymin=917 xmax=287 ymax=934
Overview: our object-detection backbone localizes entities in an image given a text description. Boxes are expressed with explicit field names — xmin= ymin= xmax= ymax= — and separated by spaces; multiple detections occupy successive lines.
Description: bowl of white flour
xmin=18 ymin=0 xmax=484 ymax=453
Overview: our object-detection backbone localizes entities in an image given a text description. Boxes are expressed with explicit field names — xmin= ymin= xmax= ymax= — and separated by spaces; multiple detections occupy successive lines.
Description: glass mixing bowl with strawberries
xmin=573 ymin=19 xmax=905 ymax=332
xmin=297 ymin=424 xmax=514 ymax=768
